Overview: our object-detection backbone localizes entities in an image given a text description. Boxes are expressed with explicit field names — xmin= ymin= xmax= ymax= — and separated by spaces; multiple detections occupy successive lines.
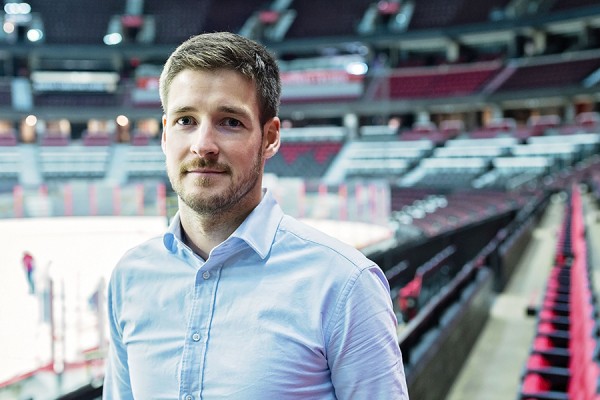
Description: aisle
xmin=446 ymin=196 xmax=565 ymax=400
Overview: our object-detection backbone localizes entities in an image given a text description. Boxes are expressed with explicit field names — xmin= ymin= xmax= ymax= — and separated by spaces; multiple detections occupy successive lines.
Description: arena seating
xmin=527 ymin=115 xmax=562 ymax=137
xmin=130 ymin=130 xmax=155 ymax=146
xmin=0 ymin=82 xmax=12 ymax=108
xmin=34 ymin=93 xmax=121 ymax=108
xmin=0 ymin=130 xmax=18 ymax=146
xmin=400 ymin=120 xmax=465 ymax=144
xmin=82 ymin=130 xmax=113 ymax=146
xmin=2 ymin=1 xmax=600 ymax=399
xmin=407 ymin=0 xmax=510 ymax=30
xmin=474 ymin=157 xmax=550 ymax=190
xmin=399 ymin=157 xmax=489 ymax=189
xmin=40 ymin=132 xmax=71 ymax=146
xmin=397 ymin=245 xmax=458 ymax=322
xmin=0 ymin=147 xmax=21 ymax=182
xmin=390 ymin=187 xmax=436 ymax=210
xmin=510 ymin=143 xmax=578 ymax=169
xmin=551 ymin=0 xmax=600 ymax=11
xmin=432 ymin=145 xmax=506 ymax=160
xmin=340 ymin=139 xmax=432 ymax=180
xmin=145 ymin=0 xmax=262 ymax=44
xmin=390 ymin=188 xmax=530 ymax=238
xmin=28 ymin=0 xmax=122 ymax=44
xmin=518 ymin=187 xmax=600 ymax=400
xmin=124 ymin=146 xmax=166 ymax=180
xmin=529 ymin=132 xmax=600 ymax=160
xmin=265 ymin=140 xmax=343 ymax=178
xmin=39 ymin=145 xmax=111 ymax=179
xmin=284 ymin=0 xmax=371 ymax=38
xmin=377 ymin=62 xmax=501 ymax=100
xmin=469 ymin=118 xmax=517 ymax=138
xmin=496 ymin=56 xmax=600 ymax=93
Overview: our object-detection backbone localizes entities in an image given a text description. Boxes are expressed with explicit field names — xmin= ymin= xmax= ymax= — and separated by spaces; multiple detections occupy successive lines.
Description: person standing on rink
xmin=22 ymin=251 xmax=36 ymax=294
xmin=103 ymin=32 xmax=409 ymax=399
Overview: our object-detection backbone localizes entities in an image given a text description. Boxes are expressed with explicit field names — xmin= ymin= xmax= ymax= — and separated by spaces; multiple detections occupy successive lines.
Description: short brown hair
xmin=159 ymin=32 xmax=281 ymax=125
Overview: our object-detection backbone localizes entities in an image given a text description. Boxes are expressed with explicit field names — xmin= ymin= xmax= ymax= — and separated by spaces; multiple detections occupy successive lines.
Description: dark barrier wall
xmin=401 ymin=267 xmax=494 ymax=400
xmin=370 ymin=210 xmax=515 ymax=289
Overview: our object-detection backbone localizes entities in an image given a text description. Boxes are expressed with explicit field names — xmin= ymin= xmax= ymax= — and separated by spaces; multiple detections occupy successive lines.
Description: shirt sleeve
xmin=327 ymin=264 xmax=409 ymax=399
xmin=103 ymin=275 xmax=134 ymax=399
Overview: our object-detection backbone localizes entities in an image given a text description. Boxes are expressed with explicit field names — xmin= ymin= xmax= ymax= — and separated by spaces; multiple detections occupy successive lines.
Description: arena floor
xmin=0 ymin=214 xmax=394 ymax=398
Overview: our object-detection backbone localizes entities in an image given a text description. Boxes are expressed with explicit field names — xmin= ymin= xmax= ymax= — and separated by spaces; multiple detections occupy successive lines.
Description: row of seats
xmin=20 ymin=0 xmax=597 ymax=44
xmin=397 ymin=132 xmax=600 ymax=190
xmin=39 ymin=146 xmax=111 ymax=179
xmin=390 ymin=188 xmax=534 ymax=238
xmin=378 ymin=62 xmax=501 ymax=99
xmin=375 ymin=55 xmax=600 ymax=102
xmin=2 ymin=129 xmax=598 ymax=188
xmin=396 ymin=245 xmax=458 ymax=322
xmin=399 ymin=113 xmax=599 ymax=143
xmin=264 ymin=140 xmax=343 ymax=178
xmin=519 ymin=187 xmax=600 ymax=399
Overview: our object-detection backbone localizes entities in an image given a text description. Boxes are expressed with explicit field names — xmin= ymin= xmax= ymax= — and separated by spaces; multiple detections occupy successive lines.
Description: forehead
xmin=167 ymin=69 xmax=257 ymax=109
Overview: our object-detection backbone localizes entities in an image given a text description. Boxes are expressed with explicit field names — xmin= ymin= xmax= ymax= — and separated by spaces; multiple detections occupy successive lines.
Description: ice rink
xmin=0 ymin=216 xmax=168 ymax=389
xmin=0 ymin=214 xmax=393 ymax=396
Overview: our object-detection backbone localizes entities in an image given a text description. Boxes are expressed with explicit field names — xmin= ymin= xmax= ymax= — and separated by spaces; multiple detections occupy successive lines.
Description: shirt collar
xmin=230 ymin=188 xmax=283 ymax=259
xmin=163 ymin=212 xmax=183 ymax=254
xmin=163 ymin=189 xmax=283 ymax=259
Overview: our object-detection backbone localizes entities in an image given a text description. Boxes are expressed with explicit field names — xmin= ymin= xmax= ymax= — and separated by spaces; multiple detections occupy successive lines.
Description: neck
xmin=178 ymin=199 xmax=257 ymax=260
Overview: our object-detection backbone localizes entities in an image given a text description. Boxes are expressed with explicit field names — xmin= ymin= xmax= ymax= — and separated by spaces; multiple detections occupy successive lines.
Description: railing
xmin=1 ymin=181 xmax=168 ymax=219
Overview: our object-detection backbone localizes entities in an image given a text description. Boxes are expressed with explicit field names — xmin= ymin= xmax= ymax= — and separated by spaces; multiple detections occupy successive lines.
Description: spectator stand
xmin=39 ymin=128 xmax=71 ymax=147
xmin=123 ymin=145 xmax=166 ymax=182
xmin=398 ymin=249 xmax=494 ymax=400
xmin=38 ymin=145 xmax=112 ymax=181
xmin=559 ymin=112 xmax=600 ymax=135
xmin=527 ymin=114 xmax=562 ymax=137
xmin=338 ymin=138 xmax=432 ymax=182
xmin=82 ymin=130 xmax=113 ymax=147
xmin=0 ymin=128 xmax=17 ymax=146
xmin=397 ymin=245 xmax=458 ymax=322
xmin=400 ymin=120 xmax=464 ymax=145
xmin=469 ymin=118 xmax=517 ymax=139
xmin=264 ymin=126 xmax=346 ymax=179
xmin=518 ymin=187 xmax=600 ymax=400
xmin=528 ymin=132 xmax=600 ymax=160
xmin=0 ymin=146 xmax=21 ymax=188
xmin=475 ymin=157 xmax=550 ymax=191
xmin=398 ymin=156 xmax=489 ymax=190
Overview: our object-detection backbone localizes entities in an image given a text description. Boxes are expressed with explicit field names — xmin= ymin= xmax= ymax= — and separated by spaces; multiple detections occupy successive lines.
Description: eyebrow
xmin=170 ymin=105 xmax=197 ymax=115
xmin=169 ymin=104 xmax=252 ymax=121
xmin=218 ymin=104 xmax=252 ymax=121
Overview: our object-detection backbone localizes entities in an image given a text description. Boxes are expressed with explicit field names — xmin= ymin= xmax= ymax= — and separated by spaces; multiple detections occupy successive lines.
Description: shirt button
xmin=184 ymin=395 xmax=193 ymax=400
xmin=202 ymin=271 xmax=210 ymax=280
xmin=192 ymin=333 xmax=201 ymax=342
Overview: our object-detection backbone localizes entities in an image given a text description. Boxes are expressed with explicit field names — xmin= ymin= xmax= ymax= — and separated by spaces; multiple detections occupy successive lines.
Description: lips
xmin=188 ymin=168 xmax=225 ymax=174
xmin=181 ymin=161 xmax=230 ymax=175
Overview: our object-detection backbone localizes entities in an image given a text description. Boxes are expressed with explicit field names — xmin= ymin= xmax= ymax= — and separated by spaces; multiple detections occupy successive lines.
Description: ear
xmin=262 ymin=117 xmax=281 ymax=160
xmin=161 ymin=114 xmax=167 ymax=154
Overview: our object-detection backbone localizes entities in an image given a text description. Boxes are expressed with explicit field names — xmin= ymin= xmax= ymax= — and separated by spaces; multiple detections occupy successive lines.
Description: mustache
xmin=179 ymin=159 xmax=231 ymax=174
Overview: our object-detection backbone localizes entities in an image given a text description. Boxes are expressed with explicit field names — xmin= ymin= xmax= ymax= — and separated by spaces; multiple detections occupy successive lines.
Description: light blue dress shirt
xmin=103 ymin=189 xmax=408 ymax=399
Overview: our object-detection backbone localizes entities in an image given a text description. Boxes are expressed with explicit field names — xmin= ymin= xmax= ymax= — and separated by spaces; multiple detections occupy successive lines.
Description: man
xmin=103 ymin=32 xmax=408 ymax=399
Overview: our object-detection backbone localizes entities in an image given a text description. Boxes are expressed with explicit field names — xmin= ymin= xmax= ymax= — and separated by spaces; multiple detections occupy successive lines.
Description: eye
xmin=221 ymin=118 xmax=244 ymax=128
xmin=176 ymin=116 xmax=195 ymax=126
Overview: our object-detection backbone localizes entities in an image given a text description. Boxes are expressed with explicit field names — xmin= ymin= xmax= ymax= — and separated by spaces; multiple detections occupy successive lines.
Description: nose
xmin=189 ymin=122 xmax=219 ymax=158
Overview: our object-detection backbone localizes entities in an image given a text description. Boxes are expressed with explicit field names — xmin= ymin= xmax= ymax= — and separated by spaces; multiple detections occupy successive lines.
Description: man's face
xmin=162 ymin=68 xmax=278 ymax=216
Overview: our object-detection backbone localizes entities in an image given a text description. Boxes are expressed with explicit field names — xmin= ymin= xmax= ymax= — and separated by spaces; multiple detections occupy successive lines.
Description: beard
xmin=168 ymin=149 xmax=263 ymax=216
